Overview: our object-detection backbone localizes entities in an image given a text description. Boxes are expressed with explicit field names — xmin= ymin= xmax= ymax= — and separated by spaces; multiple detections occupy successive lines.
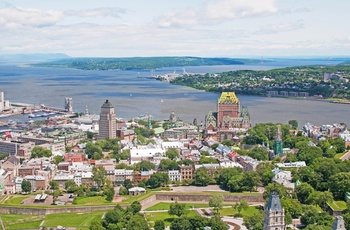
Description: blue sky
xmin=0 ymin=0 xmax=349 ymax=57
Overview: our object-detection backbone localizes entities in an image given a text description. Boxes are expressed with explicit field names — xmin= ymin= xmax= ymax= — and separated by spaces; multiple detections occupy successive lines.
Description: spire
xmin=276 ymin=125 xmax=282 ymax=141
xmin=148 ymin=114 xmax=152 ymax=130
xmin=332 ymin=216 xmax=346 ymax=230
xmin=266 ymin=191 xmax=283 ymax=212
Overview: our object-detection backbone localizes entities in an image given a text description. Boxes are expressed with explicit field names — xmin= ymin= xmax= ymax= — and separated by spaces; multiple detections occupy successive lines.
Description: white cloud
xmin=155 ymin=9 xmax=198 ymax=28
xmin=206 ymin=0 xmax=278 ymax=20
xmin=65 ymin=7 xmax=126 ymax=18
xmin=0 ymin=6 xmax=63 ymax=28
xmin=254 ymin=20 xmax=304 ymax=35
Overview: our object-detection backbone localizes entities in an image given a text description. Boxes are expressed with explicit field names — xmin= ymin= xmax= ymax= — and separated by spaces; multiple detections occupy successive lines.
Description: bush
xmin=119 ymin=187 xmax=128 ymax=195
xmin=234 ymin=213 xmax=243 ymax=218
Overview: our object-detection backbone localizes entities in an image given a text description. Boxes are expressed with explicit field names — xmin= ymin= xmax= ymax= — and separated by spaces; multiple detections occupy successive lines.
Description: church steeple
xmin=263 ymin=191 xmax=285 ymax=230
xmin=274 ymin=125 xmax=283 ymax=157
xmin=332 ymin=216 xmax=346 ymax=230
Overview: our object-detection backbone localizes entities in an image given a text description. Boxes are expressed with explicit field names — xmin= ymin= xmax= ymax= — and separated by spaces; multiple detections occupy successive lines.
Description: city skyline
xmin=0 ymin=0 xmax=349 ymax=57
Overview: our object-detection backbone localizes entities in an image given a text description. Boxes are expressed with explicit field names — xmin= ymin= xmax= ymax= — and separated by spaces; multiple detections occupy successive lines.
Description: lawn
xmin=219 ymin=206 xmax=260 ymax=217
xmin=3 ymin=194 xmax=31 ymax=205
xmin=328 ymin=201 xmax=347 ymax=210
xmin=43 ymin=211 xmax=106 ymax=228
xmin=145 ymin=202 xmax=211 ymax=211
xmin=146 ymin=210 xmax=199 ymax=227
xmin=74 ymin=196 xmax=111 ymax=205
xmin=335 ymin=153 xmax=345 ymax=159
xmin=1 ymin=214 xmax=44 ymax=229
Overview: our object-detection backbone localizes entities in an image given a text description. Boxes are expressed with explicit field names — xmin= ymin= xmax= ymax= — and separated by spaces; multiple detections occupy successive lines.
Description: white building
xmin=168 ymin=170 xmax=181 ymax=181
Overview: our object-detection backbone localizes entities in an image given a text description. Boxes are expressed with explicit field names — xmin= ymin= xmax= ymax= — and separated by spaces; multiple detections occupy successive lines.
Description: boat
xmin=28 ymin=113 xmax=36 ymax=118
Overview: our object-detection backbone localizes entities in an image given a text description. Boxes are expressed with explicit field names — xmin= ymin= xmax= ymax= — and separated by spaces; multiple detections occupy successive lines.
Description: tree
xmin=329 ymin=137 xmax=346 ymax=153
xmin=154 ymin=220 xmax=165 ymax=230
xmin=295 ymin=182 xmax=314 ymax=204
xmin=92 ymin=166 xmax=106 ymax=188
xmin=147 ymin=172 xmax=169 ymax=188
xmin=53 ymin=155 xmax=63 ymax=165
xmin=31 ymin=146 xmax=52 ymax=158
xmin=123 ymin=179 xmax=133 ymax=190
xmin=199 ymin=157 xmax=218 ymax=164
xmin=306 ymin=191 xmax=333 ymax=210
xmin=170 ymin=217 xmax=192 ymax=230
xmin=165 ymin=148 xmax=179 ymax=160
xmin=281 ymin=198 xmax=302 ymax=218
xmin=134 ymin=160 xmax=155 ymax=171
xmin=288 ymin=120 xmax=298 ymax=129
xmin=21 ymin=180 xmax=31 ymax=193
xmin=159 ymin=159 xmax=178 ymax=171
xmin=247 ymin=146 xmax=269 ymax=161
xmin=49 ymin=181 xmax=59 ymax=190
xmin=128 ymin=201 xmax=142 ymax=214
xmin=329 ymin=172 xmax=350 ymax=199
xmin=243 ymin=211 xmax=263 ymax=230
xmin=193 ymin=167 xmax=212 ymax=186
xmin=210 ymin=215 xmax=228 ymax=230
xmin=168 ymin=201 xmax=186 ymax=217
xmin=209 ymin=194 xmax=224 ymax=214
xmin=126 ymin=213 xmax=150 ymax=230
xmin=65 ymin=180 xmax=76 ymax=190
xmin=297 ymin=146 xmax=323 ymax=165
xmin=300 ymin=206 xmax=333 ymax=228
xmin=105 ymin=186 xmax=115 ymax=202
xmin=89 ymin=220 xmax=106 ymax=230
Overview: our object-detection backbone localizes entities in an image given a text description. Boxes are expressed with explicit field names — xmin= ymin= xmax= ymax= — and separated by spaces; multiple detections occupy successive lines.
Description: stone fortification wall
xmin=0 ymin=205 xmax=115 ymax=215
xmin=155 ymin=193 xmax=264 ymax=203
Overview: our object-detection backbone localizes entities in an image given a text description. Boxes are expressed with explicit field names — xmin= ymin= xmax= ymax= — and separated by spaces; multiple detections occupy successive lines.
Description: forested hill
xmin=32 ymin=56 xmax=258 ymax=70
xmin=170 ymin=64 xmax=350 ymax=99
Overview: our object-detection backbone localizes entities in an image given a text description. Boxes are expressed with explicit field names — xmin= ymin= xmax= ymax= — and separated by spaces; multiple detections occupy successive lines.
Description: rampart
xmin=155 ymin=193 xmax=264 ymax=203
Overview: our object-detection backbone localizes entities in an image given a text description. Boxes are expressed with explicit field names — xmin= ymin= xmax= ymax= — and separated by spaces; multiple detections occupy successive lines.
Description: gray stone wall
xmin=155 ymin=193 xmax=264 ymax=203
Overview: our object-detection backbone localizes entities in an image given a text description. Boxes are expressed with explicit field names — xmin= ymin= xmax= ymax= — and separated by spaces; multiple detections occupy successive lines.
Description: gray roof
xmin=101 ymin=99 xmax=114 ymax=108
xmin=266 ymin=191 xmax=283 ymax=212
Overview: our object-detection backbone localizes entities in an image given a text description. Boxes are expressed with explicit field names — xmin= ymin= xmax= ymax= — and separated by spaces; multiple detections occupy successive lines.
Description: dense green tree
xmin=123 ymin=179 xmax=133 ymax=190
xmin=295 ymin=182 xmax=314 ymax=204
xmin=64 ymin=180 xmax=76 ymax=190
xmin=329 ymin=172 xmax=350 ymax=199
xmin=126 ymin=214 xmax=150 ymax=230
xmin=217 ymin=167 xmax=243 ymax=189
xmin=288 ymin=120 xmax=298 ymax=129
xmin=159 ymin=159 xmax=178 ymax=171
xmin=168 ymin=201 xmax=186 ymax=217
xmin=53 ymin=155 xmax=63 ymax=165
xmin=241 ymin=171 xmax=261 ymax=192
xmin=85 ymin=143 xmax=103 ymax=159
xmin=127 ymin=201 xmax=142 ymax=214
xmin=306 ymin=191 xmax=333 ymax=210
xmin=49 ymin=181 xmax=59 ymax=190
xmin=256 ymin=162 xmax=274 ymax=186
xmin=134 ymin=160 xmax=155 ymax=171
xmin=243 ymin=211 xmax=263 ymax=230
xmin=211 ymin=216 xmax=228 ymax=230
xmin=21 ymin=180 xmax=31 ymax=193
xmin=105 ymin=186 xmax=115 ymax=202
xmin=154 ymin=220 xmax=165 ymax=230
xmin=178 ymin=159 xmax=195 ymax=166
xmin=263 ymin=183 xmax=292 ymax=200
xmin=0 ymin=153 xmax=9 ymax=160
xmin=92 ymin=166 xmax=106 ymax=188
xmin=31 ymin=146 xmax=52 ymax=158
xmin=193 ymin=167 xmax=212 ymax=186
xmin=147 ymin=172 xmax=169 ymax=188
xmin=297 ymin=146 xmax=323 ymax=165
xmin=247 ymin=146 xmax=269 ymax=161
xmin=329 ymin=137 xmax=346 ymax=153
xmin=199 ymin=157 xmax=218 ymax=164
xmin=165 ymin=148 xmax=179 ymax=160
xmin=300 ymin=206 xmax=333 ymax=228
xmin=209 ymin=194 xmax=224 ymax=214
xmin=170 ymin=217 xmax=192 ymax=230
xmin=89 ymin=220 xmax=106 ymax=230
xmin=281 ymin=198 xmax=302 ymax=218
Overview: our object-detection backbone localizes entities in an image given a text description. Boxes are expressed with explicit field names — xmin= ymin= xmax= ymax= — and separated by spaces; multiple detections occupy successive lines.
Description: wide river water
xmin=1 ymin=59 xmax=350 ymax=127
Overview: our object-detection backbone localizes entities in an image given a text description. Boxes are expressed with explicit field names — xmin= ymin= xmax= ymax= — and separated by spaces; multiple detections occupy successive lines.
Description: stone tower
xmin=263 ymin=191 xmax=285 ymax=230
xmin=273 ymin=125 xmax=283 ymax=156
xmin=332 ymin=216 xmax=346 ymax=230
xmin=65 ymin=97 xmax=73 ymax=113
xmin=98 ymin=99 xmax=116 ymax=139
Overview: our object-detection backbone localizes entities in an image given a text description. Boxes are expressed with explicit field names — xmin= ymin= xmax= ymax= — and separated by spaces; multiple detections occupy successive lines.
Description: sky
xmin=0 ymin=0 xmax=349 ymax=58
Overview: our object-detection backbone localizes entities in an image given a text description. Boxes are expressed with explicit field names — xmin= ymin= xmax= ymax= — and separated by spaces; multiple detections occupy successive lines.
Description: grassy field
xmin=1 ymin=211 xmax=106 ymax=229
xmin=146 ymin=210 xmax=199 ymax=227
xmin=1 ymin=214 xmax=44 ymax=229
xmin=74 ymin=196 xmax=111 ymax=205
xmin=3 ymin=194 xmax=32 ymax=205
xmin=219 ymin=206 xmax=260 ymax=217
xmin=43 ymin=210 xmax=106 ymax=228
xmin=145 ymin=202 xmax=211 ymax=211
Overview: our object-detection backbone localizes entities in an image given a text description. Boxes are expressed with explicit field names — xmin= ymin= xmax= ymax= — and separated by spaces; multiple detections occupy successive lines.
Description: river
xmin=1 ymin=59 xmax=349 ymax=127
